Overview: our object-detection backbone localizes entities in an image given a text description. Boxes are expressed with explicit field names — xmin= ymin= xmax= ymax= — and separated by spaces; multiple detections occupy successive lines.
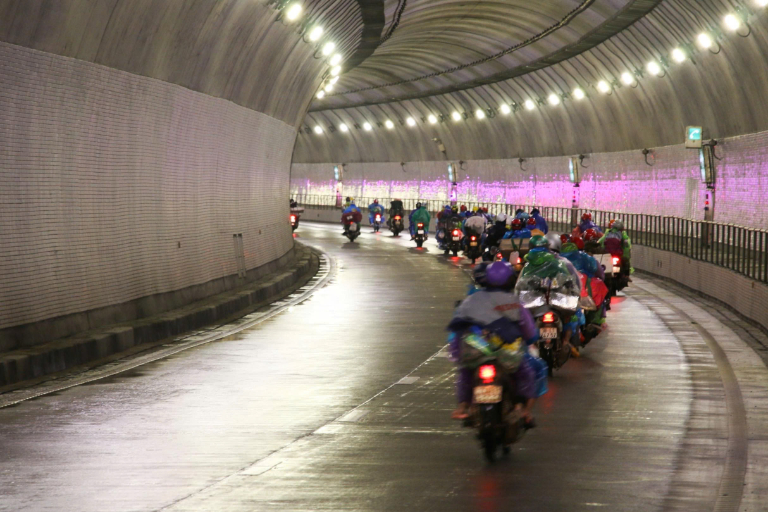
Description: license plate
xmin=473 ymin=385 xmax=503 ymax=404
xmin=350 ymin=223 xmax=357 ymax=230
xmin=612 ymin=267 xmax=621 ymax=274
xmin=470 ymin=242 xmax=478 ymax=246
xmin=540 ymin=326 xmax=559 ymax=339
xmin=418 ymin=229 xmax=425 ymax=234
xmin=453 ymin=236 xmax=461 ymax=241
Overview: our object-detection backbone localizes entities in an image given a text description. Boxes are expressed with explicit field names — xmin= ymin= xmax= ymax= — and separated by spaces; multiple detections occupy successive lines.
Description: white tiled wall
xmin=0 ymin=42 xmax=294 ymax=330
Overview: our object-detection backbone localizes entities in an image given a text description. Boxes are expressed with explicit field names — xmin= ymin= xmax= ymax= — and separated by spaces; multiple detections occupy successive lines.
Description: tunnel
xmin=1 ymin=1 xmax=767 ymax=511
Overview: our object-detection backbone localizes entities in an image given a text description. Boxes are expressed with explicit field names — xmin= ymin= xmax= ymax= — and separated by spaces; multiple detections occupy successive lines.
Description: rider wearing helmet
xmin=579 ymin=212 xmax=599 ymax=234
xmin=545 ymin=233 xmax=582 ymax=292
xmin=485 ymin=213 xmax=509 ymax=249
xmin=599 ymin=219 xmax=632 ymax=273
xmin=448 ymin=261 xmax=541 ymax=425
xmin=503 ymin=217 xmax=531 ymax=240
xmin=530 ymin=208 xmax=549 ymax=234
xmin=409 ymin=202 xmax=431 ymax=239
xmin=459 ymin=205 xmax=469 ymax=219
xmin=368 ymin=199 xmax=386 ymax=227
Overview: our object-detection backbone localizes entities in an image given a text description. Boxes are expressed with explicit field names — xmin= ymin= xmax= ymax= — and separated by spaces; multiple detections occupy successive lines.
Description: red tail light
xmin=516 ymin=257 xmax=522 ymax=264
xmin=452 ymin=229 xmax=460 ymax=236
xmin=470 ymin=236 xmax=477 ymax=241
xmin=395 ymin=215 xmax=401 ymax=220
xmin=479 ymin=364 xmax=496 ymax=383
xmin=495 ymin=253 xmax=503 ymax=260
xmin=612 ymin=256 xmax=620 ymax=266
xmin=418 ymin=223 xmax=424 ymax=228
xmin=542 ymin=311 xmax=556 ymax=324
xmin=290 ymin=215 xmax=296 ymax=223
xmin=375 ymin=214 xmax=381 ymax=221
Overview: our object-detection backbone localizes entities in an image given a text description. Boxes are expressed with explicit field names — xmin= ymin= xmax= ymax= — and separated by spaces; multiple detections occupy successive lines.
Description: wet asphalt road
xmin=0 ymin=222 xmax=693 ymax=512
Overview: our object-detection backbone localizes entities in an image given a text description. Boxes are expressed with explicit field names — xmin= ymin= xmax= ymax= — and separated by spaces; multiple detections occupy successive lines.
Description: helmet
xmin=517 ymin=212 xmax=530 ymax=223
xmin=373 ymin=199 xmax=379 ymax=204
xmin=486 ymin=262 xmax=515 ymax=288
xmin=526 ymin=217 xmax=537 ymax=227
xmin=472 ymin=262 xmax=490 ymax=287
xmin=560 ymin=233 xmax=571 ymax=244
xmin=572 ymin=236 xmax=585 ymax=250
xmin=482 ymin=207 xmax=489 ymax=213
xmin=529 ymin=235 xmax=550 ymax=249
xmin=510 ymin=218 xmax=523 ymax=230
xmin=496 ymin=213 xmax=507 ymax=223
xmin=515 ymin=209 xmax=524 ymax=215
xmin=472 ymin=206 xmax=479 ymax=213
xmin=613 ymin=220 xmax=625 ymax=231
xmin=416 ymin=202 xmax=422 ymax=209
xmin=584 ymin=228 xmax=600 ymax=241
xmin=451 ymin=205 xmax=458 ymax=213
xmin=460 ymin=205 xmax=467 ymax=212
xmin=545 ymin=233 xmax=562 ymax=253
xmin=531 ymin=208 xmax=540 ymax=216
xmin=582 ymin=212 xmax=592 ymax=222
xmin=608 ymin=219 xmax=616 ymax=228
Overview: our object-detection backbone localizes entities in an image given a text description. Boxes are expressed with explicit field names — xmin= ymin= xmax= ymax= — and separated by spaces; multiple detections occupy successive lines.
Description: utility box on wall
xmin=685 ymin=126 xmax=703 ymax=149
xmin=569 ymin=157 xmax=581 ymax=184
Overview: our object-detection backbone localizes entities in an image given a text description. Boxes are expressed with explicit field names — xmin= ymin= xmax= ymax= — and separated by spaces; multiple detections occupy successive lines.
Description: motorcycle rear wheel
xmin=482 ymin=430 xmax=497 ymax=462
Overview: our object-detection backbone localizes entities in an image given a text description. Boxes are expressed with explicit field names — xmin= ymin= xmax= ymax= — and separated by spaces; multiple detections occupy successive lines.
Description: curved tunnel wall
xmin=291 ymin=128 xmax=768 ymax=230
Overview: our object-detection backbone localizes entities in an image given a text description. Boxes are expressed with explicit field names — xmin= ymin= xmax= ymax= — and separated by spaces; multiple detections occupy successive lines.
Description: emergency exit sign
xmin=685 ymin=126 xmax=703 ymax=148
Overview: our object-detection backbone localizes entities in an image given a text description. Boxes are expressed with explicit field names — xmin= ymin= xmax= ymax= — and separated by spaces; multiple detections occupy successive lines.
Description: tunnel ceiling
xmin=296 ymin=0 xmax=768 ymax=162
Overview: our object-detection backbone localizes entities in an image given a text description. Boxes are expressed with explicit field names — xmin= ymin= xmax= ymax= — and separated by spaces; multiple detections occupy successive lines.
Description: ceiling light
xmin=573 ymin=88 xmax=585 ymax=100
xmin=500 ymin=104 xmax=511 ymax=114
xmin=406 ymin=117 xmax=416 ymax=127
xmin=723 ymin=14 xmax=741 ymax=31
xmin=316 ymin=90 xmax=325 ymax=99
xmin=428 ymin=114 xmax=438 ymax=124
xmin=757 ymin=0 xmax=768 ymax=6
xmin=285 ymin=3 xmax=302 ymax=21
xmin=597 ymin=80 xmax=611 ymax=94
xmin=329 ymin=54 xmax=342 ymax=66
xmin=330 ymin=66 xmax=342 ymax=76
xmin=548 ymin=94 xmax=560 ymax=106
xmin=385 ymin=120 xmax=394 ymax=129
xmin=363 ymin=122 xmax=372 ymax=131
xmin=671 ymin=48 xmax=687 ymax=63
xmin=329 ymin=76 xmax=339 ymax=85
xmin=697 ymin=33 xmax=713 ymax=49
xmin=524 ymin=99 xmax=536 ymax=111
xmin=313 ymin=125 xmax=323 ymax=134
xmin=339 ymin=123 xmax=349 ymax=132
xmin=646 ymin=61 xmax=662 ymax=76
xmin=308 ymin=26 xmax=323 ymax=41
xmin=620 ymin=72 xmax=635 ymax=86
xmin=324 ymin=83 xmax=334 ymax=92
xmin=475 ymin=109 xmax=486 ymax=119
xmin=321 ymin=42 xmax=335 ymax=56
xmin=452 ymin=111 xmax=462 ymax=121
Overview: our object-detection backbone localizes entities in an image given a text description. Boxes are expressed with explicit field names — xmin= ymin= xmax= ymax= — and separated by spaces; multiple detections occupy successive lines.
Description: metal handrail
xmin=292 ymin=194 xmax=768 ymax=284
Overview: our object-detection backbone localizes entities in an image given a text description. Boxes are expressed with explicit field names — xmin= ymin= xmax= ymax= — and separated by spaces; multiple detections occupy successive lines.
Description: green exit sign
xmin=685 ymin=126 xmax=703 ymax=148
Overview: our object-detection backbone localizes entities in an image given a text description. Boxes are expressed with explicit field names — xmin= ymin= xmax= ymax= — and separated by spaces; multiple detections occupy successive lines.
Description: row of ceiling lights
xmin=273 ymin=1 xmax=345 ymax=89
xmin=309 ymin=2 xmax=766 ymax=135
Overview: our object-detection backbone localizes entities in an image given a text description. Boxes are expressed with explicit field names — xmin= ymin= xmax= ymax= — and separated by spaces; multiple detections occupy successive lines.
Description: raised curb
xmin=0 ymin=244 xmax=319 ymax=389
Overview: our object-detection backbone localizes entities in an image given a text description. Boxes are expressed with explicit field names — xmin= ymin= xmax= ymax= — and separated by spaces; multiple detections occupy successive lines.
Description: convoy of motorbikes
xmin=292 ymin=196 xmax=632 ymax=462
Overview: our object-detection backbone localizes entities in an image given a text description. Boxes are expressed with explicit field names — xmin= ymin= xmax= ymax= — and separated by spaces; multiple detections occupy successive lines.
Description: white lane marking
xmin=338 ymin=409 xmax=370 ymax=422
xmin=396 ymin=376 xmax=420 ymax=385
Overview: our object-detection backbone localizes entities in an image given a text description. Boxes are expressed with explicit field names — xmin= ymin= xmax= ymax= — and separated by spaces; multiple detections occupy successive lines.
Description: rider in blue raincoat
xmin=368 ymin=199 xmax=386 ymax=224
xmin=529 ymin=208 xmax=549 ymax=234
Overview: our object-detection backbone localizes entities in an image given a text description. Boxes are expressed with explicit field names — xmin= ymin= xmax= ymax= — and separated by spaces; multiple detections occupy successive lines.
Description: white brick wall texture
xmin=292 ymin=131 xmax=768 ymax=230
xmin=0 ymin=42 xmax=295 ymax=330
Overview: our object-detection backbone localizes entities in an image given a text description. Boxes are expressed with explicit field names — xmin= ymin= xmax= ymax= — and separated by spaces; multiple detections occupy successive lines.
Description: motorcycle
xmin=344 ymin=221 xmax=361 ymax=242
xmin=533 ymin=308 xmax=570 ymax=377
xmin=443 ymin=227 xmax=462 ymax=257
xmin=390 ymin=214 xmax=404 ymax=236
xmin=594 ymin=253 xmax=629 ymax=307
xmin=290 ymin=213 xmax=300 ymax=231
xmin=469 ymin=361 xmax=528 ymax=462
xmin=465 ymin=233 xmax=483 ymax=263
xmin=414 ymin=222 xmax=426 ymax=248
xmin=372 ymin=212 xmax=382 ymax=233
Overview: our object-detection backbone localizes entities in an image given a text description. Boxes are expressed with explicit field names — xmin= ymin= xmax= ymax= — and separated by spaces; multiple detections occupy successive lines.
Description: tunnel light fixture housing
xmin=524 ymin=99 xmax=536 ymax=111
xmin=646 ymin=61 xmax=662 ymax=76
xmin=406 ymin=117 xmax=416 ymax=127
xmin=475 ymin=109 xmax=486 ymax=119
xmin=330 ymin=66 xmax=342 ymax=76
xmin=697 ymin=33 xmax=713 ymax=49
xmin=321 ymin=42 xmax=335 ymax=56
xmin=308 ymin=26 xmax=323 ymax=41
xmin=572 ymin=88 xmax=585 ymax=100
xmin=339 ymin=123 xmax=349 ymax=132
xmin=316 ymin=90 xmax=325 ymax=99
xmin=548 ymin=94 xmax=560 ymax=106
xmin=451 ymin=111 xmax=462 ymax=122
xmin=620 ymin=72 xmax=635 ymax=86
xmin=329 ymin=53 xmax=343 ymax=66
xmin=313 ymin=125 xmax=323 ymax=134
xmin=499 ymin=104 xmax=511 ymax=115
xmin=597 ymin=80 xmax=611 ymax=94
xmin=385 ymin=120 xmax=395 ymax=129
xmin=363 ymin=122 xmax=372 ymax=131
xmin=723 ymin=14 xmax=741 ymax=31
xmin=323 ymin=83 xmax=334 ymax=92
xmin=671 ymin=47 xmax=687 ymax=63
xmin=285 ymin=3 xmax=302 ymax=21
xmin=428 ymin=114 xmax=438 ymax=124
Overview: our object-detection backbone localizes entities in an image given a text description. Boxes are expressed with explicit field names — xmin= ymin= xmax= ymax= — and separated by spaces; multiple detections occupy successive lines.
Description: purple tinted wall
xmin=291 ymin=130 xmax=768 ymax=230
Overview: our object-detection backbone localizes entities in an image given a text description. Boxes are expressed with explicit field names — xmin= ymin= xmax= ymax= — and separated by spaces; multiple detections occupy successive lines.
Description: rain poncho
xmin=389 ymin=200 xmax=404 ymax=216
xmin=343 ymin=203 xmax=361 ymax=215
xmin=599 ymin=229 xmax=631 ymax=259
xmin=410 ymin=206 xmax=431 ymax=225
xmin=368 ymin=203 xmax=386 ymax=223
xmin=514 ymin=248 xmax=581 ymax=311
xmin=530 ymin=213 xmax=549 ymax=234
xmin=503 ymin=228 xmax=531 ymax=240
xmin=463 ymin=215 xmax=486 ymax=236
xmin=578 ymin=219 xmax=600 ymax=233
xmin=561 ymin=244 xmax=599 ymax=278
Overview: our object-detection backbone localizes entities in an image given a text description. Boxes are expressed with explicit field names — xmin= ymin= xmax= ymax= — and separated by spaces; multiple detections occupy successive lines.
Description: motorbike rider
xmin=463 ymin=212 xmax=487 ymax=250
xmin=503 ymin=218 xmax=531 ymax=240
xmin=485 ymin=213 xmax=509 ymax=249
xmin=583 ymin=228 xmax=602 ymax=253
xmin=578 ymin=212 xmax=600 ymax=234
xmin=289 ymin=198 xmax=298 ymax=209
xmin=459 ymin=205 xmax=469 ymax=219
xmin=529 ymin=208 xmax=549 ymax=234
xmin=368 ymin=199 xmax=386 ymax=227
xmin=341 ymin=200 xmax=363 ymax=234
xmin=448 ymin=262 xmax=541 ymax=426
xmin=409 ymin=202 xmax=431 ymax=239
xmin=561 ymin=238 xmax=609 ymax=336
xmin=599 ymin=220 xmax=633 ymax=274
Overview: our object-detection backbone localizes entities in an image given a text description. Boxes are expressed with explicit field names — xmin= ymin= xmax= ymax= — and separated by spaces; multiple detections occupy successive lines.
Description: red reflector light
xmin=290 ymin=215 xmax=296 ymax=222
xmin=612 ymin=257 xmax=620 ymax=266
xmin=542 ymin=311 xmax=556 ymax=324
xmin=452 ymin=230 xmax=460 ymax=236
xmin=479 ymin=364 xmax=496 ymax=383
